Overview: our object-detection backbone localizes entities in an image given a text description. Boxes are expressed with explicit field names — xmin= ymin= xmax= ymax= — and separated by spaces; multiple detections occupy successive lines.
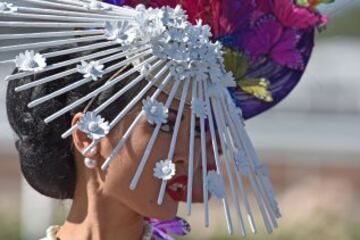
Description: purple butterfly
xmin=243 ymin=17 xmax=304 ymax=70
xmin=146 ymin=217 xmax=191 ymax=240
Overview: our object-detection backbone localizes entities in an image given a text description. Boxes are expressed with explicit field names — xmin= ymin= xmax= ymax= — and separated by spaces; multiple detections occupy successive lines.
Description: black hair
xmin=6 ymin=44 xmax=146 ymax=199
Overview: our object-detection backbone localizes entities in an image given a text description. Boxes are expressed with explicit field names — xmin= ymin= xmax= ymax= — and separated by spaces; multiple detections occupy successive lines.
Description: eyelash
xmin=157 ymin=120 xmax=201 ymax=138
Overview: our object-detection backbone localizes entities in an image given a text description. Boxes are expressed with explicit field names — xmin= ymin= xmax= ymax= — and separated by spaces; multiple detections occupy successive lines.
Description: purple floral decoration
xmin=145 ymin=216 xmax=191 ymax=240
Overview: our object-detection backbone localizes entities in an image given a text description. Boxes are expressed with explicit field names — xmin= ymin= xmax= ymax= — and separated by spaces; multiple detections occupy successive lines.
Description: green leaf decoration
xmin=238 ymin=78 xmax=273 ymax=102
xmin=223 ymin=47 xmax=248 ymax=80
xmin=223 ymin=48 xmax=273 ymax=102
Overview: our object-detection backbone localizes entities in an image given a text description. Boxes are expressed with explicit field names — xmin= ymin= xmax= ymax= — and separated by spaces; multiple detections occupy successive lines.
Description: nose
xmin=172 ymin=123 xmax=191 ymax=173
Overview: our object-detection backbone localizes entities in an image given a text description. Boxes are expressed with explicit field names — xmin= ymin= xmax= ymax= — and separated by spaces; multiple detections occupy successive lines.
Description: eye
xmin=159 ymin=109 xmax=177 ymax=133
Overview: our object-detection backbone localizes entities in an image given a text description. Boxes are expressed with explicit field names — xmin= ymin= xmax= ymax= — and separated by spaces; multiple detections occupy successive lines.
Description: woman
xmin=7 ymin=49 xmax=210 ymax=239
xmin=2 ymin=0 xmax=332 ymax=239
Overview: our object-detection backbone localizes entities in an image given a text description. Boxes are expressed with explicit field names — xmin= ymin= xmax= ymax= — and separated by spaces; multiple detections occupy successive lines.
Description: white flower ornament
xmin=135 ymin=7 xmax=165 ymax=41
xmin=0 ymin=2 xmax=17 ymax=13
xmin=234 ymin=150 xmax=251 ymax=176
xmin=15 ymin=50 xmax=46 ymax=72
xmin=78 ymin=112 xmax=110 ymax=140
xmin=192 ymin=99 xmax=207 ymax=119
xmin=162 ymin=5 xmax=188 ymax=28
xmin=169 ymin=60 xmax=192 ymax=81
xmin=142 ymin=98 xmax=168 ymax=125
xmin=207 ymin=170 xmax=226 ymax=200
xmin=154 ymin=159 xmax=176 ymax=180
xmin=104 ymin=21 xmax=137 ymax=45
xmin=77 ymin=60 xmax=104 ymax=81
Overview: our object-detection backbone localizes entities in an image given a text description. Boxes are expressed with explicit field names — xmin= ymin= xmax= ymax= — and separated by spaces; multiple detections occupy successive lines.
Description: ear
xmin=72 ymin=112 xmax=98 ymax=158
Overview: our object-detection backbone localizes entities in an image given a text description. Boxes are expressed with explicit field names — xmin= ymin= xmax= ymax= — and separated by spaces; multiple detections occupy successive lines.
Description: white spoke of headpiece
xmin=232 ymin=149 xmax=258 ymax=234
xmin=129 ymin=78 xmax=182 ymax=190
xmin=0 ymin=20 xmax=104 ymax=28
xmin=26 ymin=48 xmax=153 ymax=108
xmin=44 ymin=55 xmax=157 ymax=123
xmin=203 ymin=80 xmax=233 ymax=234
xmin=101 ymin=70 xmax=172 ymax=170
xmin=14 ymin=44 xmax=150 ymax=92
xmin=20 ymin=0 xmax=136 ymax=16
xmin=80 ymin=59 xmax=166 ymax=156
xmin=217 ymin=97 xmax=258 ymax=234
xmin=15 ymin=6 xmax=121 ymax=20
xmin=7 ymin=42 xmax=145 ymax=82
xmin=210 ymin=93 xmax=247 ymax=236
xmin=62 ymin=59 xmax=168 ymax=141
xmin=198 ymin=80 xmax=210 ymax=227
xmin=218 ymin=91 xmax=278 ymax=232
xmin=0 ymin=35 xmax=106 ymax=53
xmin=0 ymin=10 xmax=128 ymax=23
xmin=157 ymin=78 xmax=191 ymax=205
xmin=186 ymin=79 xmax=197 ymax=215
xmin=221 ymin=90 xmax=281 ymax=220
xmin=0 ymin=30 xmax=105 ymax=41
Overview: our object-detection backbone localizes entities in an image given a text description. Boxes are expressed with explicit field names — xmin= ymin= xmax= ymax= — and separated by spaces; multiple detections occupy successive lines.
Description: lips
xmin=166 ymin=175 xmax=188 ymax=201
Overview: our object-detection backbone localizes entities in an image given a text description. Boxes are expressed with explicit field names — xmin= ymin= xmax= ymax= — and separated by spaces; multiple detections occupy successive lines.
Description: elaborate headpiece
xmin=0 ymin=0 xmax=333 ymax=237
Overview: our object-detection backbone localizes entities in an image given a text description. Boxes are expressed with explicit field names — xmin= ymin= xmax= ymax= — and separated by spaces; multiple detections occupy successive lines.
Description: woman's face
xmin=93 ymin=91 xmax=214 ymax=220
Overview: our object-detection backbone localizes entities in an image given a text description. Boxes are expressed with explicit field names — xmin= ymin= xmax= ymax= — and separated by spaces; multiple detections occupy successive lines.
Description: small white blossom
xmin=234 ymin=150 xmax=251 ymax=176
xmin=87 ymin=0 xmax=111 ymax=11
xmin=140 ymin=63 xmax=152 ymax=76
xmin=163 ymin=42 xmax=189 ymax=61
xmin=142 ymin=98 xmax=168 ymax=125
xmin=169 ymin=60 xmax=192 ymax=81
xmin=207 ymin=170 xmax=226 ymax=200
xmin=192 ymin=98 xmax=207 ymax=119
xmin=15 ymin=50 xmax=46 ymax=72
xmin=77 ymin=60 xmax=104 ymax=81
xmin=105 ymin=21 xmax=137 ymax=45
xmin=78 ymin=112 xmax=110 ymax=140
xmin=153 ymin=159 xmax=176 ymax=180
xmin=190 ymin=61 xmax=209 ymax=82
xmin=186 ymin=20 xmax=212 ymax=47
xmin=162 ymin=5 xmax=188 ymax=28
xmin=0 ymin=2 xmax=17 ymax=13
xmin=135 ymin=7 xmax=165 ymax=41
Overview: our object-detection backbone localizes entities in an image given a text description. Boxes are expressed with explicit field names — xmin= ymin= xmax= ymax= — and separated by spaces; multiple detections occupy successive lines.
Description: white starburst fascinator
xmin=0 ymin=0 xmax=280 ymax=236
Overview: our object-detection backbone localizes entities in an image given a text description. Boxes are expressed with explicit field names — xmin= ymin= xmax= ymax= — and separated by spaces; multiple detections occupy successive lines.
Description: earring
xmin=84 ymin=157 xmax=97 ymax=169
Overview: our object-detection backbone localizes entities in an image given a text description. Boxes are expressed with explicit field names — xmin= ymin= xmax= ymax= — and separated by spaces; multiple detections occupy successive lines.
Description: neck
xmin=57 ymin=168 xmax=146 ymax=240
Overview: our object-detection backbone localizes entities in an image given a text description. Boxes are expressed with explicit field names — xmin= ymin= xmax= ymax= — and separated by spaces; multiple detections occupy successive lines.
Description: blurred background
xmin=0 ymin=1 xmax=359 ymax=240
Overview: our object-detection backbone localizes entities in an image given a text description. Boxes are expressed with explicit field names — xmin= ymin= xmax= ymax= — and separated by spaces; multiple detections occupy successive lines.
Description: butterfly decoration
xmin=105 ymin=0 xmax=334 ymax=119
xmin=145 ymin=217 xmax=191 ymax=240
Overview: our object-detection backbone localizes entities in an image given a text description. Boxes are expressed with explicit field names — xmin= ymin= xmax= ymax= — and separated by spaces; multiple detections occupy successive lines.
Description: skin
xmin=56 ymin=91 xmax=216 ymax=240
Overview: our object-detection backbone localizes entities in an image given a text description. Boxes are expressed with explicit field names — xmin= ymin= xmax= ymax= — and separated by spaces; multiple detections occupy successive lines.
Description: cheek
xmin=101 ymin=120 xmax=178 ymax=219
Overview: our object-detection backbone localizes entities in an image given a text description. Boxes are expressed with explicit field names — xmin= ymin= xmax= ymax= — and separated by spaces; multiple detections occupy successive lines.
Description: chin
xmin=149 ymin=198 xmax=179 ymax=220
